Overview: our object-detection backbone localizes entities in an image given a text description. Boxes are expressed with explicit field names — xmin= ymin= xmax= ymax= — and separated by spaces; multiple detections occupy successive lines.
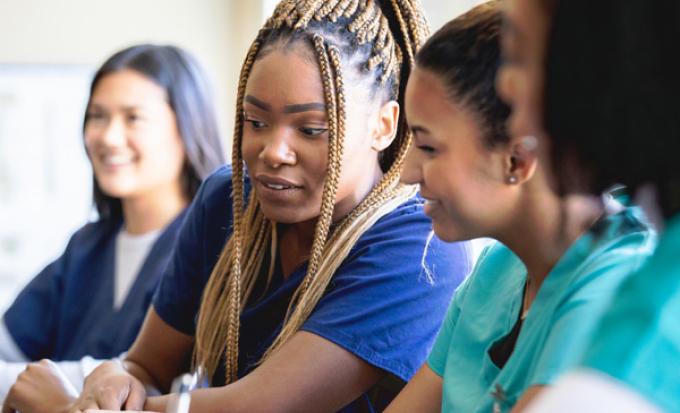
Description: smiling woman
xmin=84 ymin=69 xmax=187 ymax=218
xmin=0 ymin=44 xmax=225 ymax=406
xmin=385 ymin=2 xmax=655 ymax=412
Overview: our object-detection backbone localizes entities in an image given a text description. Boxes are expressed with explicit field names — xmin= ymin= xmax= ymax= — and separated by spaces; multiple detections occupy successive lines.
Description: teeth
xmin=103 ymin=154 xmax=134 ymax=166
xmin=266 ymin=183 xmax=291 ymax=190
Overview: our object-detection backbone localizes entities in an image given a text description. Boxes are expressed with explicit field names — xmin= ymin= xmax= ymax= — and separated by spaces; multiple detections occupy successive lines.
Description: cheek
xmin=139 ymin=129 xmax=184 ymax=168
xmin=240 ymin=136 xmax=259 ymax=167
xmin=429 ymin=156 xmax=493 ymax=205
xmin=83 ymin=127 xmax=100 ymax=152
xmin=305 ymin=143 xmax=328 ymax=183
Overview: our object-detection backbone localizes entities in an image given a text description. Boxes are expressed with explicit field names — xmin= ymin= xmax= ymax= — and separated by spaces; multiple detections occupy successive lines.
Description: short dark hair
xmin=545 ymin=0 xmax=680 ymax=217
xmin=87 ymin=44 xmax=225 ymax=220
xmin=415 ymin=0 xmax=510 ymax=147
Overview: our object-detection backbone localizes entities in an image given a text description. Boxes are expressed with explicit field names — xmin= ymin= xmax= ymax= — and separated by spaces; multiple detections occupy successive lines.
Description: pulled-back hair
xmin=194 ymin=0 xmax=429 ymax=383
xmin=87 ymin=44 xmax=225 ymax=220
xmin=416 ymin=1 xmax=509 ymax=147
xmin=545 ymin=0 xmax=680 ymax=217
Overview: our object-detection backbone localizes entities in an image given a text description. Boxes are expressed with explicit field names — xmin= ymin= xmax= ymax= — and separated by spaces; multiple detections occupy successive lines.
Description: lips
xmin=420 ymin=194 xmax=441 ymax=216
xmin=253 ymin=174 xmax=304 ymax=204
xmin=255 ymin=174 xmax=302 ymax=190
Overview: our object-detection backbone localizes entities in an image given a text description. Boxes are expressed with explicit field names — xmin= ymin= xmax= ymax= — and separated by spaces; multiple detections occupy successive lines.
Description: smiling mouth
xmin=263 ymin=182 xmax=298 ymax=190
xmin=422 ymin=198 xmax=441 ymax=216
xmin=100 ymin=154 xmax=135 ymax=167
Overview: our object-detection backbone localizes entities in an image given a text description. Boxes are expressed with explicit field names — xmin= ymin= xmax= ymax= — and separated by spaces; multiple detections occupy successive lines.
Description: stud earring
xmin=507 ymin=175 xmax=518 ymax=185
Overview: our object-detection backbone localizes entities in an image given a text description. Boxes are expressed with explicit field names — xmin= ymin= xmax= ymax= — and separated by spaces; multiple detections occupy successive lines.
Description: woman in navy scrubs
xmin=0 ymin=44 xmax=223 ymax=391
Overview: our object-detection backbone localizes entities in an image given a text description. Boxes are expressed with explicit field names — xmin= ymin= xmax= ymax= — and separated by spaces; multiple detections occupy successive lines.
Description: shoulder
xmin=593 ymin=206 xmax=655 ymax=253
xmin=338 ymin=192 xmax=471 ymax=283
xmin=549 ymin=207 xmax=656 ymax=313
xmin=475 ymin=242 xmax=522 ymax=271
xmin=577 ymin=206 xmax=656 ymax=283
xmin=66 ymin=219 xmax=121 ymax=249
xmin=190 ymin=164 xmax=253 ymax=225
xmin=465 ymin=241 xmax=524 ymax=287
xmin=197 ymin=164 xmax=234 ymax=207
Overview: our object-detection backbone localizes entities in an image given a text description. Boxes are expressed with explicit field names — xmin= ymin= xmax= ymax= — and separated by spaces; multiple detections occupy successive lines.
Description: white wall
xmin=421 ymin=0 xmax=489 ymax=31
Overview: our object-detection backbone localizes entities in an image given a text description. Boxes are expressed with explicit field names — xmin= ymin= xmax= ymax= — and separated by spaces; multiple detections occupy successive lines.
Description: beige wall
xmin=0 ymin=0 xmax=251 ymax=158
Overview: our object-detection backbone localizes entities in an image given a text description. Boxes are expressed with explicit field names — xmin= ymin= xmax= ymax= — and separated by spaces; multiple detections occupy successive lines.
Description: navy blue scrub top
xmin=153 ymin=166 xmax=471 ymax=411
xmin=3 ymin=210 xmax=187 ymax=361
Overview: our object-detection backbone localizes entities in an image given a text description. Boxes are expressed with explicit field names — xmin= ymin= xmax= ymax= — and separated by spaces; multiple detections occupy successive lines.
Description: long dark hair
xmin=87 ymin=44 xmax=225 ymax=220
xmin=544 ymin=0 xmax=680 ymax=218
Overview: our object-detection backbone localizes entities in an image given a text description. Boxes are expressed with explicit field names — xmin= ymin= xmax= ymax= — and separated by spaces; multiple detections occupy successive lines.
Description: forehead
xmin=405 ymin=68 xmax=455 ymax=120
xmin=407 ymin=67 xmax=490 ymax=144
xmin=245 ymin=47 xmax=325 ymax=104
xmin=91 ymin=69 xmax=167 ymax=105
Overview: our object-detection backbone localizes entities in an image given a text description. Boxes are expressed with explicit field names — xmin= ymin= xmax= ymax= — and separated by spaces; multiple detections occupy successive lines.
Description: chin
xmin=96 ymin=181 xmax=137 ymax=199
xmin=258 ymin=204 xmax=315 ymax=225
xmin=432 ymin=222 xmax=465 ymax=243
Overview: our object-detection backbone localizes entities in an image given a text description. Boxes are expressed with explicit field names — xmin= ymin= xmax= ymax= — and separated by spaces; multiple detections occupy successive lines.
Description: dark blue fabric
xmin=3 ymin=210 xmax=187 ymax=361
xmin=153 ymin=165 xmax=470 ymax=411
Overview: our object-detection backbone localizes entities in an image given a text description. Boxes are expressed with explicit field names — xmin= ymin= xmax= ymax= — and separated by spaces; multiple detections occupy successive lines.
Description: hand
xmin=67 ymin=360 xmax=146 ymax=412
xmin=1 ymin=359 xmax=78 ymax=413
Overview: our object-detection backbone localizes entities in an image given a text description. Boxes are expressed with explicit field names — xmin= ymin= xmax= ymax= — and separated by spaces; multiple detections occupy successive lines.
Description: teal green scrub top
xmin=427 ymin=207 xmax=656 ymax=413
xmin=583 ymin=213 xmax=680 ymax=413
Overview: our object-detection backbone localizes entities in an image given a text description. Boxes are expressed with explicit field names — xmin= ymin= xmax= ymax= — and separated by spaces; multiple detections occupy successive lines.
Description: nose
xmin=258 ymin=130 xmax=297 ymax=168
xmin=399 ymin=144 xmax=422 ymax=185
xmin=97 ymin=117 xmax=127 ymax=148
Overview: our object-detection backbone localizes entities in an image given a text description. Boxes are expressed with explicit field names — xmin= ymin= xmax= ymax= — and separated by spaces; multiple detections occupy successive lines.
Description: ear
xmin=504 ymin=135 xmax=539 ymax=185
xmin=370 ymin=100 xmax=400 ymax=152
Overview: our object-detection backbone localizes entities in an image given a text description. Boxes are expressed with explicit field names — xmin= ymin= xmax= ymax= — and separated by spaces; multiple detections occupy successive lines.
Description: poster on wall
xmin=0 ymin=64 xmax=93 ymax=310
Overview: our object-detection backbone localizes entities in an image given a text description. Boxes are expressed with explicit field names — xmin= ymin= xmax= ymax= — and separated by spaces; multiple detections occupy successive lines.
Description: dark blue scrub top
xmin=3 ymin=210 xmax=187 ymax=361
xmin=153 ymin=165 xmax=471 ymax=412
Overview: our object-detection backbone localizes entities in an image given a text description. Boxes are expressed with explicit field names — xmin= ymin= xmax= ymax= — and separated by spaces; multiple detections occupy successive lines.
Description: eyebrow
xmin=87 ymin=103 xmax=144 ymax=112
xmin=410 ymin=125 xmax=429 ymax=134
xmin=410 ymin=125 xmax=432 ymax=138
xmin=245 ymin=95 xmax=326 ymax=114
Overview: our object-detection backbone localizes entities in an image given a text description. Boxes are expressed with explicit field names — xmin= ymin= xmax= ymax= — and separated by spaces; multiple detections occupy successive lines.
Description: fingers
xmin=94 ymin=386 xmax=126 ymax=410
xmin=2 ymin=367 xmax=23 ymax=413
xmin=123 ymin=379 xmax=147 ymax=411
xmin=143 ymin=394 xmax=172 ymax=412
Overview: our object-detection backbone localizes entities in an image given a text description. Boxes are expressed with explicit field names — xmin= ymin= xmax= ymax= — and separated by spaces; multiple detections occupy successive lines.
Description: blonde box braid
xmin=194 ymin=0 xmax=430 ymax=384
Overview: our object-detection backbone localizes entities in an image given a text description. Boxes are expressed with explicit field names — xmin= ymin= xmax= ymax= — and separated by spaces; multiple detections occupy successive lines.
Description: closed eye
xmin=416 ymin=144 xmax=436 ymax=154
xmin=126 ymin=113 xmax=144 ymax=123
xmin=299 ymin=126 xmax=328 ymax=137
xmin=245 ymin=118 xmax=267 ymax=130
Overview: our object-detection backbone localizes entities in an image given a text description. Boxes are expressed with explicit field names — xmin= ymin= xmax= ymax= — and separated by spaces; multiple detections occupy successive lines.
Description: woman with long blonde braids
xmin=3 ymin=1 xmax=471 ymax=412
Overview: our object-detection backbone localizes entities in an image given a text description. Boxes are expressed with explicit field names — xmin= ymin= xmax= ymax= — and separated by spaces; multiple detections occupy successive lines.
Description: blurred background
xmin=0 ymin=0 xmax=485 ymax=310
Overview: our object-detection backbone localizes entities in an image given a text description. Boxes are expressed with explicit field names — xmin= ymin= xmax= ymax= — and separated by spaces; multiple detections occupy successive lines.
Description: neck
xmin=121 ymin=184 xmax=188 ymax=235
xmin=497 ymin=184 xmax=603 ymax=303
